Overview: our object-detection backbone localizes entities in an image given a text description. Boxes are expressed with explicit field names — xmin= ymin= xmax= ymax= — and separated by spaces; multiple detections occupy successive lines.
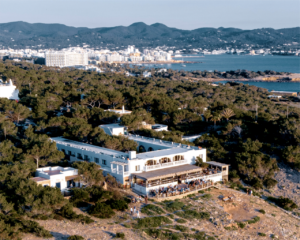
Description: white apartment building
xmin=51 ymin=133 xmax=228 ymax=195
xmin=45 ymin=51 xmax=88 ymax=67
xmin=31 ymin=166 xmax=80 ymax=192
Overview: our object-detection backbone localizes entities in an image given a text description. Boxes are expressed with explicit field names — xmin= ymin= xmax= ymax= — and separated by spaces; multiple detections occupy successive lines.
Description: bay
xmin=217 ymin=81 xmax=300 ymax=92
xmin=158 ymin=55 xmax=300 ymax=73
xmin=139 ymin=54 xmax=300 ymax=92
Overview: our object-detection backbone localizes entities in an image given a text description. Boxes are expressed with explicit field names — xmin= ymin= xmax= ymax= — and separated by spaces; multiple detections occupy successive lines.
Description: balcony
xmin=144 ymin=159 xmax=187 ymax=172
xmin=112 ymin=168 xmax=129 ymax=176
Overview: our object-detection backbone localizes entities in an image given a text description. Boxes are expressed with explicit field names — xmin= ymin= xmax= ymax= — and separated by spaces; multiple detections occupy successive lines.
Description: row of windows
xmin=61 ymin=149 xmax=106 ymax=165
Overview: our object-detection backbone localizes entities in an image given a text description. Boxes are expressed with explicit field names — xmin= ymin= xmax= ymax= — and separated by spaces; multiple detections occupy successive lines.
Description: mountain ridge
xmin=0 ymin=21 xmax=299 ymax=49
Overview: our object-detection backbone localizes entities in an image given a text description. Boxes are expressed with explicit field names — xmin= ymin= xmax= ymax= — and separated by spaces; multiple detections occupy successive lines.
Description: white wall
xmin=36 ymin=166 xmax=79 ymax=192
xmin=0 ymin=85 xmax=19 ymax=100
xmin=128 ymin=148 xmax=206 ymax=174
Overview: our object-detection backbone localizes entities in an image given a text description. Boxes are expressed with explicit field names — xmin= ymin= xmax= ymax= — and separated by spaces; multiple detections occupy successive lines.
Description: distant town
xmin=0 ymin=45 xmax=299 ymax=70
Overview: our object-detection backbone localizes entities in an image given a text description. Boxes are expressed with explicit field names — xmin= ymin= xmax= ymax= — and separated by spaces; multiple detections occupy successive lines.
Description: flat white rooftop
xmin=51 ymin=137 xmax=127 ymax=158
xmin=128 ymin=134 xmax=199 ymax=150
xmin=136 ymin=147 xmax=192 ymax=159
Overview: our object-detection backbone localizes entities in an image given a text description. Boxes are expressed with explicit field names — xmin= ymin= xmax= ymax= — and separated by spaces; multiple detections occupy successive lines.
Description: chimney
xmin=122 ymin=105 xmax=125 ymax=113
xmin=198 ymin=146 xmax=202 ymax=149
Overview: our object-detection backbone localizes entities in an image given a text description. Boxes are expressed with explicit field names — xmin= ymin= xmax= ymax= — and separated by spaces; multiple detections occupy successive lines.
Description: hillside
xmin=23 ymin=187 xmax=300 ymax=240
xmin=0 ymin=21 xmax=299 ymax=49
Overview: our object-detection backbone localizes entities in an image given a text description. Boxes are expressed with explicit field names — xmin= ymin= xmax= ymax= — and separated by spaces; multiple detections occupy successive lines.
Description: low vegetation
xmin=141 ymin=204 xmax=165 ymax=215
xmin=135 ymin=216 xmax=173 ymax=229
xmin=267 ymin=196 xmax=298 ymax=211
xmin=68 ymin=235 xmax=85 ymax=240
xmin=57 ymin=203 xmax=94 ymax=224
xmin=175 ymin=210 xmax=210 ymax=220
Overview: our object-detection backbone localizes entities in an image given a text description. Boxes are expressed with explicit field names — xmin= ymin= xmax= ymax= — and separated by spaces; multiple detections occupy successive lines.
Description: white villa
xmin=0 ymin=79 xmax=19 ymax=100
xmin=51 ymin=133 xmax=229 ymax=195
xmin=30 ymin=166 xmax=80 ymax=192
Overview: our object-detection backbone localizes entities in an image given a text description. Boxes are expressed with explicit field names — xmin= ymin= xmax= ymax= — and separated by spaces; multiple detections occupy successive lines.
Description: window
xmin=222 ymin=167 xmax=227 ymax=171
xmin=56 ymin=182 xmax=61 ymax=189
xmin=95 ymin=158 xmax=100 ymax=163
xmin=135 ymin=165 xmax=140 ymax=171
xmin=84 ymin=155 xmax=89 ymax=161
xmin=102 ymin=159 xmax=107 ymax=165
xmin=77 ymin=153 xmax=82 ymax=159
xmin=159 ymin=157 xmax=171 ymax=163
xmin=67 ymin=180 xmax=74 ymax=188
xmin=173 ymin=155 xmax=184 ymax=161
xmin=61 ymin=149 xmax=65 ymax=153
xmin=68 ymin=150 xmax=72 ymax=156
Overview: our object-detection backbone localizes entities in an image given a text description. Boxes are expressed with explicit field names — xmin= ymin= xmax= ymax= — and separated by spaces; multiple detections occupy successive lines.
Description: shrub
xmin=20 ymin=219 xmax=53 ymax=238
xmin=123 ymin=223 xmax=131 ymax=228
xmin=88 ymin=186 xmax=113 ymax=202
xmin=263 ymin=178 xmax=278 ymax=189
xmin=141 ymin=204 xmax=165 ymax=215
xmin=198 ymin=190 xmax=205 ymax=194
xmin=237 ymin=222 xmax=246 ymax=228
xmin=174 ymin=224 xmax=189 ymax=232
xmin=89 ymin=202 xmax=115 ymax=218
xmin=105 ymin=199 xmax=128 ymax=211
xmin=176 ymin=218 xmax=187 ymax=223
xmin=58 ymin=203 xmax=94 ymax=224
xmin=175 ymin=210 xmax=210 ymax=220
xmin=59 ymin=203 xmax=78 ymax=219
xmin=194 ymin=232 xmax=214 ymax=240
xmin=201 ymin=194 xmax=212 ymax=200
xmin=258 ymin=232 xmax=266 ymax=236
xmin=143 ymin=229 xmax=184 ymax=240
xmin=70 ymin=188 xmax=90 ymax=206
xmin=164 ymin=201 xmax=185 ymax=212
xmin=247 ymin=216 xmax=260 ymax=224
xmin=267 ymin=196 xmax=298 ymax=211
xmin=168 ymin=214 xmax=174 ymax=219
xmin=187 ymin=194 xmax=196 ymax=198
xmin=251 ymin=178 xmax=263 ymax=190
xmin=115 ymin=232 xmax=125 ymax=239
xmin=136 ymin=216 xmax=172 ymax=229
xmin=68 ymin=235 xmax=85 ymax=240
xmin=258 ymin=209 xmax=266 ymax=214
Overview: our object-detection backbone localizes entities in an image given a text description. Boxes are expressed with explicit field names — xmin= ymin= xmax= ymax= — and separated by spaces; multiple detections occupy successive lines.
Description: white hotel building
xmin=51 ymin=130 xmax=229 ymax=195
xmin=45 ymin=51 xmax=88 ymax=67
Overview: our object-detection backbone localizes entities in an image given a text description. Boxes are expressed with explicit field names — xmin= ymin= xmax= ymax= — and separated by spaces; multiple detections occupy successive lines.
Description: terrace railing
xmin=144 ymin=159 xmax=187 ymax=171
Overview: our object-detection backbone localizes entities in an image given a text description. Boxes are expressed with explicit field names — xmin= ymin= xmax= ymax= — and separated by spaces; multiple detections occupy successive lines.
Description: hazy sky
xmin=1 ymin=0 xmax=299 ymax=30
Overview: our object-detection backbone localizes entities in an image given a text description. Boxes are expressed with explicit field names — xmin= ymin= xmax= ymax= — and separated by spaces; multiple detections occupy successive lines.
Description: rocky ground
xmin=272 ymin=162 xmax=300 ymax=208
xmin=23 ymin=187 xmax=300 ymax=240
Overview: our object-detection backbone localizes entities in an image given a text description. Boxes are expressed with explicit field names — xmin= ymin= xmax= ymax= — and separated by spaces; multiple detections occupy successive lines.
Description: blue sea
xmin=140 ymin=55 xmax=300 ymax=92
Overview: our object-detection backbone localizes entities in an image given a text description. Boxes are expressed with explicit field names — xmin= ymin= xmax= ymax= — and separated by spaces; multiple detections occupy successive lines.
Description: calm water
xmin=217 ymin=81 xmax=300 ymax=92
xmin=158 ymin=55 xmax=300 ymax=73
xmin=140 ymin=55 xmax=300 ymax=92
